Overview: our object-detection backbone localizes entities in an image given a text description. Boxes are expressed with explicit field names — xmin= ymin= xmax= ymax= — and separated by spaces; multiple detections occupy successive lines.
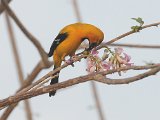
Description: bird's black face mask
xmin=86 ymin=42 xmax=97 ymax=51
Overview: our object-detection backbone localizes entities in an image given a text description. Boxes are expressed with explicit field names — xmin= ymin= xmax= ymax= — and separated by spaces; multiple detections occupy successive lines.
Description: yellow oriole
xmin=48 ymin=23 xmax=104 ymax=96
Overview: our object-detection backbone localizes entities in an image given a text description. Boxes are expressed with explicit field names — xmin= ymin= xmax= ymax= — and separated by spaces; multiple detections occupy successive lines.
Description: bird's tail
xmin=49 ymin=65 xmax=59 ymax=97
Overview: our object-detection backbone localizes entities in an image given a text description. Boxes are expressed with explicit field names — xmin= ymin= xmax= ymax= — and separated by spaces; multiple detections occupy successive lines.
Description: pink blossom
xmin=91 ymin=48 xmax=99 ymax=56
xmin=123 ymin=53 xmax=131 ymax=62
xmin=86 ymin=58 xmax=95 ymax=73
xmin=86 ymin=47 xmax=133 ymax=74
xmin=114 ymin=47 xmax=123 ymax=55
xmin=102 ymin=62 xmax=111 ymax=70
xmin=116 ymin=52 xmax=133 ymax=66
xmin=116 ymin=55 xmax=128 ymax=64
xmin=88 ymin=66 xmax=95 ymax=73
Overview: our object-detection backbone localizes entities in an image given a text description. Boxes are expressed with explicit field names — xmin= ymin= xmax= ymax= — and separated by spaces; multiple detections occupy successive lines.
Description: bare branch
xmin=1 ymin=0 xmax=49 ymax=66
xmin=72 ymin=1 xmax=106 ymax=119
xmin=90 ymin=82 xmax=106 ymax=120
xmin=79 ymin=42 xmax=160 ymax=50
xmin=77 ymin=21 xmax=160 ymax=56
xmin=4 ymin=12 xmax=33 ymax=120
xmin=96 ymin=22 xmax=160 ymax=51
xmin=0 ymin=0 xmax=11 ymax=15
xmin=102 ymin=22 xmax=160 ymax=46
xmin=94 ymin=66 xmax=160 ymax=84
xmin=0 ymin=60 xmax=53 ymax=119
xmin=72 ymin=0 xmax=82 ymax=22
xmin=109 ymin=43 xmax=160 ymax=49
xmin=0 ymin=64 xmax=159 ymax=108
xmin=17 ymin=55 xmax=87 ymax=95
xmin=5 ymin=12 xmax=24 ymax=83
xmin=20 ymin=60 xmax=53 ymax=90
xmin=0 ymin=104 xmax=17 ymax=120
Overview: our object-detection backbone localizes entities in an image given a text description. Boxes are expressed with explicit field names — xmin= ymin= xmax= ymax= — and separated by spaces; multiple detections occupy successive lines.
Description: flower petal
xmin=91 ymin=48 xmax=99 ymax=55
xmin=123 ymin=53 xmax=131 ymax=62
xmin=114 ymin=47 xmax=123 ymax=55
xmin=102 ymin=62 xmax=111 ymax=70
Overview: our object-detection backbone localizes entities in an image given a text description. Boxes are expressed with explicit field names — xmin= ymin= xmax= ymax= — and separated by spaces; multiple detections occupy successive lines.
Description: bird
xmin=48 ymin=22 xmax=104 ymax=97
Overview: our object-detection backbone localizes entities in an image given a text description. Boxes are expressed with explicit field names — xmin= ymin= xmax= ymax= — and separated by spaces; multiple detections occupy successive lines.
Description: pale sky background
xmin=0 ymin=0 xmax=160 ymax=120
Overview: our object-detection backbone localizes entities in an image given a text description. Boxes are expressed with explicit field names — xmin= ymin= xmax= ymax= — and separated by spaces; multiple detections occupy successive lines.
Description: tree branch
xmin=104 ymin=22 xmax=160 ymax=45
xmin=1 ymin=0 xmax=49 ymax=66
xmin=79 ymin=43 xmax=160 ymax=50
xmin=97 ymin=22 xmax=160 ymax=50
xmin=0 ymin=60 xmax=53 ymax=119
xmin=94 ymin=66 xmax=160 ymax=84
xmin=72 ymin=0 xmax=82 ymax=22
xmin=0 ymin=64 xmax=159 ymax=108
xmin=4 ymin=12 xmax=33 ymax=120
xmin=109 ymin=43 xmax=160 ymax=49
xmin=77 ymin=21 xmax=160 ymax=56
xmin=0 ymin=0 xmax=11 ymax=15
xmin=90 ymin=82 xmax=106 ymax=120
xmin=72 ymin=1 xmax=106 ymax=119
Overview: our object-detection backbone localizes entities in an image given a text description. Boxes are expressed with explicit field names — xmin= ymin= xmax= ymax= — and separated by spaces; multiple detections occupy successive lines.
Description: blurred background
xmin=0 ymin=0 xmax=160 ymax=120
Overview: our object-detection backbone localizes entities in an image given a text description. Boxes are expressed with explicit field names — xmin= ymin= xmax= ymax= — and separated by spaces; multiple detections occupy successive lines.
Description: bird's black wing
xmin=48 ymin=32 xmax=68 ymax=57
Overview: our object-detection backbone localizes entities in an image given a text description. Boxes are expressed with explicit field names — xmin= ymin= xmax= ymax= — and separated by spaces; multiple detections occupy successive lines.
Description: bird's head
xmin=81 ymin=23 xmax=104 ymax=51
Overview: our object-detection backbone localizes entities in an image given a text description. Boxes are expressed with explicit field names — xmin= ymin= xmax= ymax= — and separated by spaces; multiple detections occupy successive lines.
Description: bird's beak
xmin=86 ymin=42 xmax=97 ymax=51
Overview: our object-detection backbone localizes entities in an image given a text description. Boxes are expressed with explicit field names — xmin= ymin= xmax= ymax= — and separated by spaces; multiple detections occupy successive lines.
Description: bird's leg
xmin=61 ymin=55 xmax=74 ymax=66
xmin=71 ymin=54 xmax=79 ymax=61
xmin=65 ymin=56 xmax=74 ymax=67
xmin=65 ymin=54 xmax=79 ymax=67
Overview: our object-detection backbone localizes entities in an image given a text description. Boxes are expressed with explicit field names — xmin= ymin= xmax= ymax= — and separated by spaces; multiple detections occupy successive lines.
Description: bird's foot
xmin=71 ymin=55 xmax=80 ymax=61
xmin=65 ymin=58 xmax=74 ymax=67
xmin=65 ymin=55 xmax=79 ymax=67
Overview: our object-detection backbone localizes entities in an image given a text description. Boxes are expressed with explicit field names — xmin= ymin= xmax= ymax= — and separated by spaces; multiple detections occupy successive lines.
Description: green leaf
xmin=131 ymin=17 xmax=144 ymax=32
xmin=131 ymin=26 xmax=141 ymax=32
xmin=131 ymin=17 xmax=144 ymax=26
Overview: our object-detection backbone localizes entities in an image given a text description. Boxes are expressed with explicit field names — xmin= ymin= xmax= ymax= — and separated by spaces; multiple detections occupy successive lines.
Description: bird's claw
xmin=72 ymin=55 xmax=80 ymax=61
xmin=65 ymin=59 xmax=74 ymax=67
xmin=65 ymin=55 xmax=80 ymax=67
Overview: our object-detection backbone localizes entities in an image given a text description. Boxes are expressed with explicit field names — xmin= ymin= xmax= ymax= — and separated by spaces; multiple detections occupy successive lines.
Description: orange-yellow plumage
xmin=48 ymin=22 xmax=104 ymax=96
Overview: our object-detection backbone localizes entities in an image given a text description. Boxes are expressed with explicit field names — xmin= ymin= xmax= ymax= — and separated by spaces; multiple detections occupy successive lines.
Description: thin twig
xmin=17 ymin=55 xmax=87 ymax=95
xmin=20 ymin=60 xmax=53 ymax=90
xmin=18 ymin=63 xmax=160 ymax=96
xmin=72 ymin=0 xmax=82 ymax=22
xmin=98 ymin=22 xmax=160 ymax=48
xmin=72 ymin=1 xmax=106 ymax=119
xmin=107 ymin=22 xmax=160 ymax=45
xmin=0 ymin=64 xmax=159 ymax=108
xmin=29 ymin=75 xmax=58 ymax=92
xmin=109 ymin=43 xmax=160 ymax=49
xmin=79 ymin=43 xmax=160 ymax=49
xmin=0 ymin=0 xmax=11 ymax=15
xmin=5 ymin=12 xmax=24 ymax=84
xmin=1 ymin=0 xmax=49 ymax=66
xmin=76 ymin=21 xmax=160 ymax=56
xmin=94 ymin=67 xmax=160 ymax=84
xmin=91 ymin=82 xmax=106 ymax=120
xmin=17 ymin=63 xmax=160 ymax=96
xmin=4 ymin=12 xmax=33 ymax=120
xmin=0 ymin=60 xmax=52 ymax=119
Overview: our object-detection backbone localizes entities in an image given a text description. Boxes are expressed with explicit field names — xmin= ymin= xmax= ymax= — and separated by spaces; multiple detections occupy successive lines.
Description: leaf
xmin=131 ymin=17 xmax=144 ymax=32
xmin=131 ymin=26 xmax=141 ymax=32
xmin=131 ymin=17 xmax=144 ymax=26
